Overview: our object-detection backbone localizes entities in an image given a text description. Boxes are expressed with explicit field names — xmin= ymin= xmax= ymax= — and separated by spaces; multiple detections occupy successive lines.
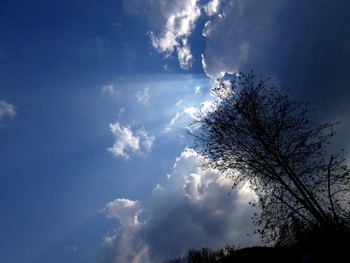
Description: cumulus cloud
xmin=108 ymin=122 xmax=155 ymax=160
xmin=103 ymin=198 xmax=142 ymax=225
xmin=0 ymin=100 xmax=17 ymax=120
xmin=135 ymin=87 xmax=150 ymax=105
xmin=102 ymin=149 xmax=260 ymax=263
xmin=102 ymin=199 xmax=150 ymax=263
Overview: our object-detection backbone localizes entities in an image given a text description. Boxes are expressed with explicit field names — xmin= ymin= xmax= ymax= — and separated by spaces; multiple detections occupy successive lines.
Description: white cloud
xmin=125 ymin=0 xmax=201 ymax=70
xmin=177 ymin=38 xmax=194 ymax=69
xmin=102 ymin=149 xmax=261 ymax=263
xmin=150 ymin=0 xmax=201 ymax=69
xmin=0 ymin=100 xmax=17 ymax=120
xmin=205 ymin=0 xmax=222 ymax=16
xmin=135 ymin=87 xmax=150 ymax=105
xmin=102 ymin=199 xmax=150 ymax=263
xmin=102 ymin=85 xmax=120 ymax=98
xmin=103 ymin=198 xmax=142 ymax=225
xmin=107 ymin=122 xmax=155 ymax=160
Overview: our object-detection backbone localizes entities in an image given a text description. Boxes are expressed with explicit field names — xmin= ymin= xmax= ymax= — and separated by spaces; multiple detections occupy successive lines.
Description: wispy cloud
xmin=164 ymin=100 xmax=214 ymax=133
xmin=108 ymin=122 xmax=155 ymax=160
xmin=136 ymin=127 xmax=155 ymax=151
xmin=176 ymin=39 xmax=193 ymax=69
xmin=64 ymin=245 xmax=78 ymax=253
xmin=135 ymin=87 xmax=150 ymax=105
xmin=0 ymin=100 xmax=17 ymax=120
xmin=164 ymin=106 xmax=197 ymax=133
xmin=102 ymin=149 xmax=260 ymax=263
xmin=118 ymin=107 xmax=126 ymax=117
xmin=102 ymin=84 xmax=120 ymax=98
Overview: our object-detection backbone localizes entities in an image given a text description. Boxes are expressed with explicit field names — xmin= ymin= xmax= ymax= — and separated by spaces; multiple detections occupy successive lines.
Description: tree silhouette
xmin=191 ymin=72 xmax=350 ymax=245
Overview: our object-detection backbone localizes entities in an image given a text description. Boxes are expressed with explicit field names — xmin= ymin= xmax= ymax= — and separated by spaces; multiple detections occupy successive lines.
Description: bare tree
xmin=191 ymin=73 xmax=350 ymax=245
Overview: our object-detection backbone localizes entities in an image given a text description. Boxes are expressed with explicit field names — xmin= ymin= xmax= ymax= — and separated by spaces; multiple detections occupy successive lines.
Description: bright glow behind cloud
xmin=102 ymin=149 xmax=260 ymax=263
xmin=103 ymin=198 xmax=142 ymax=225
xmin=102 ymin=199 xmax=149 ymax=263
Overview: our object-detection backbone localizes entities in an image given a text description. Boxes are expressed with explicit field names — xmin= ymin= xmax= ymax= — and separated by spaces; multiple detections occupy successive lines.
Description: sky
xmin=1 ymin=0 xmax=350 ymax=262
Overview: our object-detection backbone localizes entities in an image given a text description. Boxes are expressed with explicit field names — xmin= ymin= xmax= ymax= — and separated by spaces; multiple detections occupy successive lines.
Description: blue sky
xmin=1 ymin=1 xmax=350 ymax=262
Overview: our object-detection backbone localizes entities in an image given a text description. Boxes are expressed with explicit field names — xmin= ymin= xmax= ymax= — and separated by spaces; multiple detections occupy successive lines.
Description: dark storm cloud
xmin=203 ymin=0 xmax=350 ymax=149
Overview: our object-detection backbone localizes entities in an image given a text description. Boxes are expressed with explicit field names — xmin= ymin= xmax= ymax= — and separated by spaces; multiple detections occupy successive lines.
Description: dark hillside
xmin=165 ymin=228 xmax=350 ymax=263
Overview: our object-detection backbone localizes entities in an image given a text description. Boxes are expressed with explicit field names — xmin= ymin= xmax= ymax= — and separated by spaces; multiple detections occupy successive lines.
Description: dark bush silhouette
xmin=164 ymin=245 xmax=237 ymax=263
xmin=191 ymin=72 xmax=350 ymax=245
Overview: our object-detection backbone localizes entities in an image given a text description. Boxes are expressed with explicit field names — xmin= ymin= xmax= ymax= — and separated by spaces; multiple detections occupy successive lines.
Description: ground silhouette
xmin=165 ymin=227 xmax=350 ymax=262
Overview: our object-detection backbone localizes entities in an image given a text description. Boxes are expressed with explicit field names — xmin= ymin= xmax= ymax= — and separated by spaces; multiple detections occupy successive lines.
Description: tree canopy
xmin=191 ymin=73 xmax=350 ymax=245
